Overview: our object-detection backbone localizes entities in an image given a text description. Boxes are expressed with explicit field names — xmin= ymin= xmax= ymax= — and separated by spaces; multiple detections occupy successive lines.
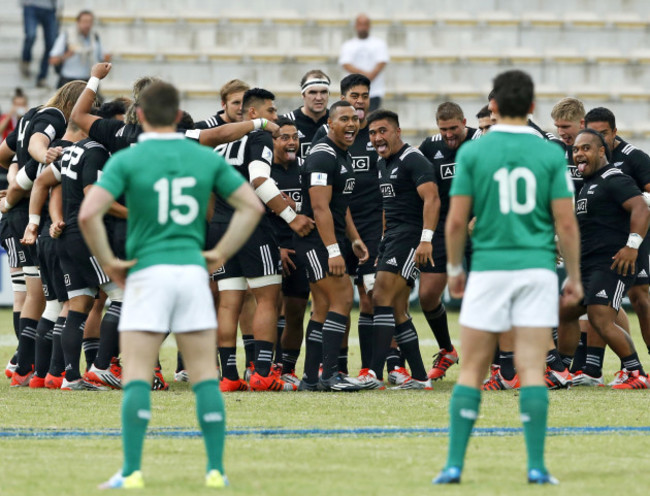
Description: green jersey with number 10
xmin=96 ymin=133 xmax=245 ymax=273
xmin=450 ymin=124 xmax=573 ymax=272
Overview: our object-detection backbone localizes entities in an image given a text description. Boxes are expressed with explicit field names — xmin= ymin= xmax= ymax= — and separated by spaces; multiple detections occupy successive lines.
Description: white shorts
xmin=459 ymin=269 xmax=559 ymax=332
xmin=120 ymin=264 xmax=217 ymax=333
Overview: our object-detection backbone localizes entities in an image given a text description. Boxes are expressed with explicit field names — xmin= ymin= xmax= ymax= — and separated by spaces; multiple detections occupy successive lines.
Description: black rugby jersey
xmin=300 ymin=136 xmax=355 ymax=240
xmin=211 ymin=129 xmax=274 ymax=225
xmin=313 ymin=124 xmax=381 ymax=237
xmin=282 ymin=107 xmax=329 ymax=159
xmin=528 ymin=119 xmax=563 ymax=146
xmin=563 ymin=141 xmax=583 ymax=197
xmin=419 ymin=127 xmax=480 ymax=232
xmin=379 ymin=143 xmax=435 ymax=234
xmin=611 ymin=138 xmax=650 ymax=191
xmin=576 ymin=165 xmax=641 ymax=267
xmin=270 ymin=158 xmax=303 ymax=247
xmin=89 ymin=119 xmax=191 ymax=153
xmin=59 ymin=138 xmax=110 ymax=234
xmin=194 ymin=110 xmax=227 ymax=130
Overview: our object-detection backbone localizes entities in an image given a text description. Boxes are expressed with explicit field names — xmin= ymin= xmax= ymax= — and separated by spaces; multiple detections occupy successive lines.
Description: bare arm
xmin=83 ymin=184 xmax=127 ymax=219
xmin=0 ymin=140 xmax=15 ymax=169
xmin=415 ymin=181 xmax=441 ymax=267
xmin=48 ymin=184 xmax=65 ymax=238
xmin=612 ymin=195 xmax=650 ymax=276
xmin=28 ymin=133 xmax=56 ymax=164
xmin=20 ymin=167 xmax=60 ymax=244
xmin=197 ymin=120 xmax=279 ymax=147
xmin=310 ymin=185 xmax=336 ymax=246
xmin=70 ymin=62 xmax=111 ymax=134
xmin=341 ymin=62 xmax=386 ymax=81
xmin=345 ymin=207 xmax=368 ymax=263
xmin=444 ymin=195 xmax=472 ymax=297
xmin=552 ymin=198 xmax=580 ymax=282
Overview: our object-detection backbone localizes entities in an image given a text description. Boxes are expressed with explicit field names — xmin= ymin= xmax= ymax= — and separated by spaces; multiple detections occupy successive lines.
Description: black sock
xmin=546 ymin=348 xmax=566 ymax=373
xmin=34 ymin=317 xmax=55 ymax=378
xmin=176 ymin=351 xmax=185 ymax=373
xmin=492 ymin=345 xmax=500 ymax=367
xmin=16 ymin=317 xmax=38 ymax=375
xmin=82 ymin=337 xmax=99 ymax=372
xmin=570 ymin=332 xmax=588 ymax=373
xmin=647 ymin=345 xmax=650 ymax=357
xmin=321 ymin=312 xmax=348 ymax=380
xmin=302 ymin=320 xmax=323 ymax=383
xmin=552 ymin=327 xmax=559 ymax=346
xmin=622 ymin=352 xmax=645 ymax=375
xmin=242 ymin=334 xmax=255 ymax=367
xmin=49 ymin=316 xmax=66 ymax=376
xmin=499 ymin=351 xmax=516 ymax=380
xmin=583 ymin=346 xmax=605 ymax=377
xmin=338 ymin=347 xmax=349 ymax=375
xmin=12 ymin=310 xmax=20 ymax=340
xmin=423 ymin=303 xmax=453 ymax=352
xmin=218 ymin=347 xmax=238 ymax=380
xmin=560 ymin=353 xmax=573 ymax=368
xmin=61 ymin=311 xmax=87 ymax=381
xmin=386 ymin=347 xmax=401 ymax=373
xmin=282 ymin=349 xmax=300 ymax=374
xmin=358 ymin=312 xmax=374 ymax=369
xmin=274 ymin=316 xmax=285 ymax=365
xmin=394 ymin=319 xmax=427 ymax=381
xmin=254 ymin=340 xmax=274 ymax=377
xmin=93 ymin=301 xmax=121 ymax=369
xmin=370 ymin=306 xmax=395 ymax=380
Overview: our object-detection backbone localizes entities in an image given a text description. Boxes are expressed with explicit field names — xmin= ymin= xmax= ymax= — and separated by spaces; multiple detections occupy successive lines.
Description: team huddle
xmin=0 ymin=62 xmax=649 ymax=487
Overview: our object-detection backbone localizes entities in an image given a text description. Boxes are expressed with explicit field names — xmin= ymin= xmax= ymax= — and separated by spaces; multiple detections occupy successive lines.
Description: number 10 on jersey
xmin=493 ymin=167 xmax=536 ymax=214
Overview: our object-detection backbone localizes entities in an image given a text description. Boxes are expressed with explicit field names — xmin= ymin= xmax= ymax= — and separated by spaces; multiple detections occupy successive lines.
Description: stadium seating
xmin=1 ymin=0 xmax=650 ymax=148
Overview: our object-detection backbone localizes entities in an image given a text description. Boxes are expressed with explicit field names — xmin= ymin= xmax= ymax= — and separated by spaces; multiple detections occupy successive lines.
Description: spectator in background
xmin=49 ymin=10 xmax=111 ymax=88
xmin=20 ymin=0 xmax=58 ymax=88
xmin=339 ymin=14 xmax=389 ymax=112
xmin=0 ymin=89 xmax=28 ymax=141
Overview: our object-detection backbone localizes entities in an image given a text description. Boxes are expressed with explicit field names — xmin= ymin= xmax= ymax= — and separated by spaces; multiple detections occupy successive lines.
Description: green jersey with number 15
xmin=96 ymin=133 xmax=245 ymax=273
xmin=450 ymin=124 xmax=573 ymax=272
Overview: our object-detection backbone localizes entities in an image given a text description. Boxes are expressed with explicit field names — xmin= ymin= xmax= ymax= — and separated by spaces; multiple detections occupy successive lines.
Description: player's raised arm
xmin=194 ymin=119 xmax=279 ymax=147
xmin=70 ymin=62 xmax=111 ymax=134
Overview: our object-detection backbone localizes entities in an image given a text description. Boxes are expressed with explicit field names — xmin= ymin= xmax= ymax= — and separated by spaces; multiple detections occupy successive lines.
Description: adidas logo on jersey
xmin=340 ymin=165 xmax=347 ymax=173
xmin=434 ymin=151 xmax=444 ymax=160
xmin=639 ymin=269 xmax=648 ymax=277
xmin=596 ymin=289 xmax=608 ymax=298
xmin=386 ymin=257 xmax=398 ymax=267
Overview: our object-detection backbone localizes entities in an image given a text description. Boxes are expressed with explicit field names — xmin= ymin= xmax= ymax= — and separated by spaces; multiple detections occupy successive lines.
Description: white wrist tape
xmin=627 ymin=233 xmax=643 ymax=249
xmin=253 ymin=118 xmax=268 ymax=130
xmin=446 ymin=263 xmax=464 ymax=277
xmin=249 ymin=160 xmax=271 ymax=181
xmin=4 ymin=199 xmax=13 ymax=210
xmin=643 ymin=192 xmax=650 ymax=208
xmin=29 ymin=214 xmax=41 ymax=226
xmin=421 ymin=229 xmax=434 ymax=242
xmin=279 ymin=206 xmax=297 ymax=224
xmin=86 ymin=76 xmax=100 ymax=93
xmin=254 ymin=178 xmax=282 ymax=204
xmin=327 ymin=243 xmax=341 ymax=258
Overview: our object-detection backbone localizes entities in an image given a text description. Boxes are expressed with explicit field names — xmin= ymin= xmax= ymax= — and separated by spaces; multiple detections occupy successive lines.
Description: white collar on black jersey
xmin=138 ymin=132 xmax=185 ymax=142
xmin=489 ymin=124 xmax=538 ymax=135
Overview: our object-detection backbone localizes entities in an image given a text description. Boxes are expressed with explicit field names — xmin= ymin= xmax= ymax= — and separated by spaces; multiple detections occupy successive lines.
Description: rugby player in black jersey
xmin=213 ymin=89 xmax=313 ymax=392
xmin=195 ymin=79 xmax=250 ymax=129
xmin=0 ymin=81 xmax=87 ymax=387
xmin=294 ymin=100 xmax=368 ymax=392
xmin=283 ymin=69 xmax=330 ymax=158
xmin=558 ymin=129 xmax=650 ymax=389
xmin=269 ymin=117 xmax=310 ymax=386
xmin=358 ymin=109 xmax=438 ymax=390
xmin=585 ymin=107 xmax=650 ymax=384
xmin=312 ymin=74 xmax=382 ymax=379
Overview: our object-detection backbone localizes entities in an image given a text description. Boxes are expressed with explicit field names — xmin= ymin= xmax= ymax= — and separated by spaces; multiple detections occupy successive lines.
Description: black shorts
xmin=294 ymin=233 xmax=346 ymax=283
xmin=110 ymin=219 xmax=127 ymax=260
xmin=419 ymin=231 xmax=473 ymax=274
xmin=37 ymin=235 xmax=67 ymax=302
xmin=633 ymin=238 xmax=650 ymax=286
xmin=582 ymin=267 xmax=634 ymax=311
xmin=58 ymin=232 xmax=110 ymax=294
xmin=342 ymin=229 xmax=381 ymax=286
xmin=211 ymin=223 xmax=281 ymax=281
xmin=282 ymin=249 xmax=310 ymax=299
xmin=4 ymin=207 xmax=38 ymax=267
xmin=205 ymin=220 xmax=222 ymax=251
xmin=375 ymin=230 xmax=420 ymax=284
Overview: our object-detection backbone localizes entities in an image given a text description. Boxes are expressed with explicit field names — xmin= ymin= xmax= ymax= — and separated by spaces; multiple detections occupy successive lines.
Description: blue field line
xmin=1 ymin=425 xmax=650 ymax=439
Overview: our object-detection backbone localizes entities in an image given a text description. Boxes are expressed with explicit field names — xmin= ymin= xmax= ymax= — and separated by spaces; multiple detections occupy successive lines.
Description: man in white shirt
xmin=339 ymin=14 xmax=389 ymax=111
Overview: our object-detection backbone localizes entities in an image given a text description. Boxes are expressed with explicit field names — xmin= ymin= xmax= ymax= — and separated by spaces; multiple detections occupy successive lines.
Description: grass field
xmin=2 ymin=307 xmax=650 ymax=496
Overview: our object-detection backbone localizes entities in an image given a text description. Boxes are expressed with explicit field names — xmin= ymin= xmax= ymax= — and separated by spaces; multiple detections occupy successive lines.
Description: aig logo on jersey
xmin=576 ymin=198 xmax=587 ymax=214
xmin=352 ymin=156 xmax=370 ymax=172
xmin=440 ymin=163 xmax=456 ymax=180
xmin=380 ymin=183 xmax=395 ymax=198
xmin=343 ymin=177 xmax=356 ymax=194
xmin=283 ymin=188 xmax=302 ymax=202
xmin=568 ymin=165 xmax=582 ymax=178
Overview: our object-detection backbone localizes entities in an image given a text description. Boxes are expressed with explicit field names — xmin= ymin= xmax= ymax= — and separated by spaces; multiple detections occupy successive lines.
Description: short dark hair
xmin=340 ymin=74 xmax=371 ymax=96
xmin=139 ymin=82 xmax=180 ymax=127
xmin=242 ymin=88 xmax=275 ymax=114
xmin=576 ymin=128 xmax=612 ymax=162
xmin=584 ymin=107 xmax=616 ymax=131
xmin=178 ymin=110 xmax=195 ymax=130
xmin=275 ymin=116 xmax=296 ymax=129
xmin=436 ymin=102 xmax=464 ymax=122
xmin=367 ymin=109 xmax=400 ymax=128
xmin=329 ymin=100 xmax=353 ymax=117
xmin=476 ymin=105 xmax=491 ymax=119
xmin=492 ymin=70 xmax=534 ymax=119
xmin=97 ymin=99 xmax=127 ymax=119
